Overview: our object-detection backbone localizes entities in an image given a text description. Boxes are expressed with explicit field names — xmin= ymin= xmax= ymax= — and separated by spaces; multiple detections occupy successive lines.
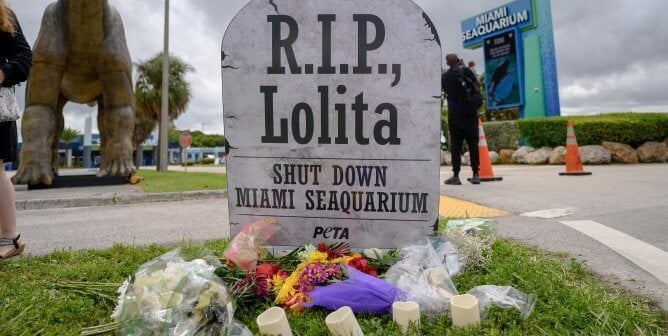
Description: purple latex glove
xmin=300 ymin=265 xmax=405 ymax=314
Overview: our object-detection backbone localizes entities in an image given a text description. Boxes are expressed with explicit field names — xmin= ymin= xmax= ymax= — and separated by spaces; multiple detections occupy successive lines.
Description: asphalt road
xmin=18 ymin=198 xmax=230 ymax=255
xmin=440 ymin=164 xmax=668 ymax=309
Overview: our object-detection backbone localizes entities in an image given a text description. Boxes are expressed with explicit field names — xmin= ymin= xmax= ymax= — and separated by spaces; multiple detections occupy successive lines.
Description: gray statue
xmin=12 ymin=0 xmax=135 ymax=185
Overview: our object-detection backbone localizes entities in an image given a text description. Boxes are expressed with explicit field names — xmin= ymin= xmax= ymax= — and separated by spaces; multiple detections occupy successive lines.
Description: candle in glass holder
xmin=450 ymin=294 xmax=480 ymax=327
xmin=325 ymin=306 xmax=365 ymax=336
xmin=256 ymin=306 xmax=293 ymax=336
xmin=392 ymin=301 xmax=420 ymax=333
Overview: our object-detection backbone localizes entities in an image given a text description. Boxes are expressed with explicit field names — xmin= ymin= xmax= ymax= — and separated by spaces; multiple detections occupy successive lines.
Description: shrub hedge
xmin=482 ymin=121 xmax=520 ymax=151
xmin=517 ymin=113 xmax=668 ymax=148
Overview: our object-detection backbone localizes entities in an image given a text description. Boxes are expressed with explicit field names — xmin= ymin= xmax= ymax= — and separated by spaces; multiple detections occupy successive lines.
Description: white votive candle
xmin=392 ymin=301 xmax=420 ymax=333
xmin=325 ymin=306 xmax=365 ymax=336
xmin=450 ymin=294 xmax=480 ymax=327
xmin=256 ymin=306 xmax=293 ymax=336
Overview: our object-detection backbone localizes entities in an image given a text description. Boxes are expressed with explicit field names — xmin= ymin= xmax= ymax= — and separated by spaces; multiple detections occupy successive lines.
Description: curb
xmin=15 ymin=189 xmax=229 ymax=211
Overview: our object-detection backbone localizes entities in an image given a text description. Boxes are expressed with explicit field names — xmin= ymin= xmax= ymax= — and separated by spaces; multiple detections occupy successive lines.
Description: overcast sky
xmin=8 ymin=0 xmax=668 ymax=136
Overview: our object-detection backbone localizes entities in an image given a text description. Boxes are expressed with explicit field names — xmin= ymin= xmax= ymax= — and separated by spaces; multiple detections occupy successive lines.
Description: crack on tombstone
xmin=221 ymin=50 xmax=238 ymax=69
xmin=430 ymin=218 xmax=439 ymax=232
xmin=422 ymin=12 xmax=440 ymax=46
xmin=224 ymin=139 xmax=238 ymax=153
xmin=432 ymin=96 xmax=441 ymax=99
xmin=269 ymin=0 xmax=280 ymax=14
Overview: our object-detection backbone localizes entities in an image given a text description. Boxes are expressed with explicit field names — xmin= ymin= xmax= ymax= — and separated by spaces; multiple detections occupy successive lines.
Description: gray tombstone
xmin=222 ymin=0 xmax=442 ymax=247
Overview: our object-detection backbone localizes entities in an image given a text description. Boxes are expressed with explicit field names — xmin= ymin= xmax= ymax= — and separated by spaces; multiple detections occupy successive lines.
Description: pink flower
xmin=232 ymin=273 xmax=270 ymax=298
xmin=297 ymin=262 xmax=341 ymax=294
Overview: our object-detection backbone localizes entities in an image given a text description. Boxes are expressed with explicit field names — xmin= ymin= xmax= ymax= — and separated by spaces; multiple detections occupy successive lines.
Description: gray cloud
xmin=8 ymin=0 xmax=667 ymax=138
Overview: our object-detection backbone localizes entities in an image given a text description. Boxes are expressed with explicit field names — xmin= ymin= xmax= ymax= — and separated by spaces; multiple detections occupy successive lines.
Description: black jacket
xmin=441 ymin=65 xmax=478 ymax=119
xmin=0 ymin=10 xmax=32 ymax=87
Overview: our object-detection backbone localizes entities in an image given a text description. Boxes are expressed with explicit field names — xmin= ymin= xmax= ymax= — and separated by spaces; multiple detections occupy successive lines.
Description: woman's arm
xmin=0 ymin=11 xmax=32 ymax=87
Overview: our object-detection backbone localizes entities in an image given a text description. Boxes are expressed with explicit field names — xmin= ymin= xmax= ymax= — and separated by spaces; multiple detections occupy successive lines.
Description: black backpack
xmin=456 ymin=67 xmax=483 ymax=115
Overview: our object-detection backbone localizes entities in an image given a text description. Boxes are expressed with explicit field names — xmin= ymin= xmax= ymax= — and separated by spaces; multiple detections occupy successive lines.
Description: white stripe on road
xmin=521 ymin=208 xmax=578 ymax=219
xmin=560 ymin=220 xmax=668 ymax=286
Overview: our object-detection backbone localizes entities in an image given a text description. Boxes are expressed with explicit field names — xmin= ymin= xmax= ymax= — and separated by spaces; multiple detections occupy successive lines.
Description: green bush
xmin=518 ymin=113 xmax=668 ymax=148
xmin=440 ymin=107 xmax=449 ymax=151
xmin=181 ymin=161 xmax=195 ymax=167
xmin=198 ymin=158 xmax=215 ymax=165
xmin=483 ymin=120 xmax=520 ymax=151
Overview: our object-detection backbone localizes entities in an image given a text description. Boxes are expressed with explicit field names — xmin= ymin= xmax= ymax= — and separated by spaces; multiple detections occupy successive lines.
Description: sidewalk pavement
xmin=11 ymin=166 xmax=228 ymax=210
xmin=12 ymin=167 xmax=502 ymax=220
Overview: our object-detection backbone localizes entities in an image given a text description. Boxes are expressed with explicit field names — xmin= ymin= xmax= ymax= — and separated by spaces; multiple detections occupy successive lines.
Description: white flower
xmin=111 ymin=277 xmax=131 ymax=321
xmin=297 ymin=244 xmax=317 ymax=261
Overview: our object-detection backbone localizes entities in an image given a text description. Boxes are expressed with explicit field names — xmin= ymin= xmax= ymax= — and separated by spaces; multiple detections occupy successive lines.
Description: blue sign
xmin=461 ymin=0 xmax=534 ymax=48
xmin=484 ymin=29 xmax=524 ymax=109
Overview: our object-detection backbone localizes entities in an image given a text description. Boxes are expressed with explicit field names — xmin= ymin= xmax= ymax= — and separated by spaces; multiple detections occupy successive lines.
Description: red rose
xmin=363 ymin=266 xmax=377 ymax=277
xmin=347 ymin=256 xmax=377 ymax=276
xmin=317 ymin=243 xmax=329 ymax=253
xmin=256 ymin=263 xmax=280 ymax=277
xmin=347 ymin=256 xmax=368 ymax=270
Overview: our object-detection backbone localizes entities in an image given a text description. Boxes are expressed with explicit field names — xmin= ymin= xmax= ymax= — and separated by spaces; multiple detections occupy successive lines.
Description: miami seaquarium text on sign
xmin=461 ymin=0 xmax=534 ymax=48
xmin=221 ymin=0 xmax=442 ymax=247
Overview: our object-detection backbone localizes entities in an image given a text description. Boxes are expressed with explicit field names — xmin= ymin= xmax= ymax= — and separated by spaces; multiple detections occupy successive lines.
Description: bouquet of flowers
xmin=218 ymin=220 xmax=398 ymax=313
xmin=219 ymin=240 xmax=380 ymax=311
xmin=112 ymin=249 xmax=251 ymax=336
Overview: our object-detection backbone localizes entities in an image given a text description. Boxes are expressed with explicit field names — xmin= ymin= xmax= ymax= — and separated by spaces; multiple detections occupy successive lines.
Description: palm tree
xmin=133 ymin=52 xmax=194 ymax=148
xmin=60 ymin=127 xmax=81 ymax=167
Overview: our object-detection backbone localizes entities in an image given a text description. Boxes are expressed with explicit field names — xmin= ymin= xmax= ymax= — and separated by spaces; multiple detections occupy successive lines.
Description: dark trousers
xmin=448 ymin=117 xmax=479 ymax=175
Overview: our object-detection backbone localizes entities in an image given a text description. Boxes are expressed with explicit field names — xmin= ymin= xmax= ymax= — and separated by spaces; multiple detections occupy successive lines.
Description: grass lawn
xmin=135 ymin=169 xmax=227 ymax=193
xmin=0 ymin=238 xmax=665 ymax=335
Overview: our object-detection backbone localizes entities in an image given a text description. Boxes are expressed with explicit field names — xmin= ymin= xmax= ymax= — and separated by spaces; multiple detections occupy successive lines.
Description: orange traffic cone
xmin=473 ymin=118 xmax=502 ymax=182
xmin=559 ymin=120 xmax=592 ymax=176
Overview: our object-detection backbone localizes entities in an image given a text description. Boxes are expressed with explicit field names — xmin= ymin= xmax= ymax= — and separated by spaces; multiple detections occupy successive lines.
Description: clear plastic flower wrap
xmin=223 ymin=219 xmax=282 ymax=271
xmin=112 ymin=249 xmax=252 ymax=336
xmin=383 ymin=238 xmax=459 ymax=314
xmin=429 ymin=235 xmax=465 ymax=277
xmin=445 ymin=218 xmax=497 ymax=240
xmin=443 ymin=219 xmax=496 ymax=271
xmin=467 ymin=285 xmax=536 ymax=319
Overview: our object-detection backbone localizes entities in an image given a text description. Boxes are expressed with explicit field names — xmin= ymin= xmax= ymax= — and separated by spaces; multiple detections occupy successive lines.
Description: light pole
xmin=158 ymin=0 xmax=170 ymax=172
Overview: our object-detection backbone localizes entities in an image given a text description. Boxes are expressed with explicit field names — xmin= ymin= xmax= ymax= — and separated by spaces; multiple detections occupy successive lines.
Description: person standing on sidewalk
xmin=442 ymin=53 xmax=481 ymax=185
xmin=0 ymin=0 xmax=31 ymax=259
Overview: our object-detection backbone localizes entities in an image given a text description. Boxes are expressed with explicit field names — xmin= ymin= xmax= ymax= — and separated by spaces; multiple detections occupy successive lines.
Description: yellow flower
xmin=274 ymin=282 xmax=296 ymax=305
xmin=274 ymin=268 xmax=302 ymax=305
xmin=329 ymin=254 xmax=358 ymax=265
xmin=268 ymin=274 xmax=284 ymax=292
xmin=307 ymin=251 xmax=329 ymax=262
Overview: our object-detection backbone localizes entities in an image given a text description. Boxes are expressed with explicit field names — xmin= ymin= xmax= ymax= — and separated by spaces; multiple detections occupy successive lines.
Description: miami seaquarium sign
xmin=461 ymin=0 xmax=535 ymax=48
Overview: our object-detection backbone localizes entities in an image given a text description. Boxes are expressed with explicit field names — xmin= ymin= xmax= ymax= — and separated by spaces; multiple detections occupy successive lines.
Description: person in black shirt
xmin=441 ymin=53 xmax=481 ymax=185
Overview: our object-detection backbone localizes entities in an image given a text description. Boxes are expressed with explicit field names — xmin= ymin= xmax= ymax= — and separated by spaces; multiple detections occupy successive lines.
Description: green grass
xmin=135 ymin=169 xmax=227 ymax=193
xmin=1 ymin=238 xmax=665 ymax=335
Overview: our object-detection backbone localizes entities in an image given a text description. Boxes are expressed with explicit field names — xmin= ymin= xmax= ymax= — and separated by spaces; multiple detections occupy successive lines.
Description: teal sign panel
xmin=462 ymin=0 xmax=560 ymax=118
xmin=483 ymin=29 xmax=523 ymax=109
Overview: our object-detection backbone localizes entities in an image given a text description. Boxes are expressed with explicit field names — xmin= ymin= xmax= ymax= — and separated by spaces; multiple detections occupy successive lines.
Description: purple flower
xmin=253 ymin=273 xmax=269 ymax=297
xmin=231 ymin=273 xmax=270 ymax=298
xmin=298 ymin=262 xmax=341 ymax=294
